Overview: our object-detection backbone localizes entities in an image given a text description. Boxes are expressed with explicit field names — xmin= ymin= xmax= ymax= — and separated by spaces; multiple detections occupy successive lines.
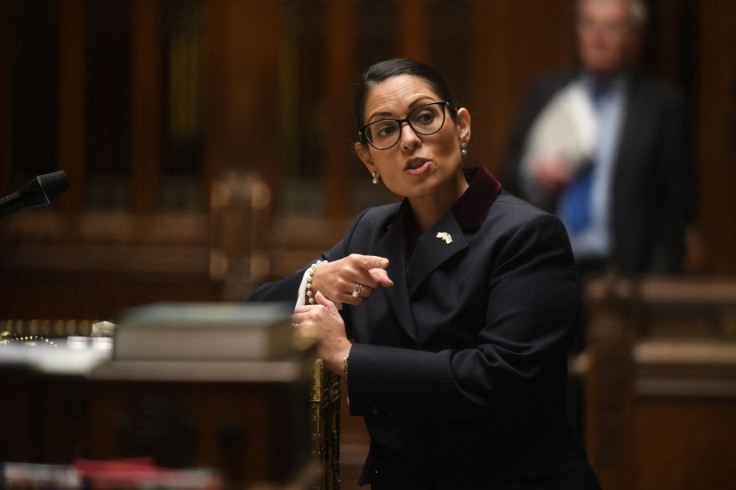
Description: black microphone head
xmin=37 ymin=171 xmax=70 ymax=203
xmin=18 ymin=170 xmax=70 ymax=208
xmin=0 ymin=170 xmax=70 ymax=219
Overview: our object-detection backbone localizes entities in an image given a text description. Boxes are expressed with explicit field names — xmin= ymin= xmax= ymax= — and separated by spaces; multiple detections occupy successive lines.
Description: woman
xmin=249 ymin=58 xmax=600 ymax=489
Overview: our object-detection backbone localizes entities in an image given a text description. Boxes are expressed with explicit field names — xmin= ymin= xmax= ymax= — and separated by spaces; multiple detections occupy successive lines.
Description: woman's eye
xmin=376 ymin=124 xmax=396 ymax=137
xmin=413 ymin=111 xmax=434 ymax=124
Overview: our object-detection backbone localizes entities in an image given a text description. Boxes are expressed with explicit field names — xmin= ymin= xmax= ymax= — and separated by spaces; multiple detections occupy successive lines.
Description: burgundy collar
xmin=387 ymin=165 xmax=502 ymax=231
xmin=452 ymin=166 xmax=501 ymax=231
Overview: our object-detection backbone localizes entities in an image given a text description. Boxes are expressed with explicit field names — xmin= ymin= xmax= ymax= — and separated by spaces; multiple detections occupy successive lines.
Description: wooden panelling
xmin=397 ymin=0 xmax=429 ymax=61
xmin=633 ymin=399 xmax=736 ymax=489
xmin=57 ymin=0 xmax=86 ymax=215
xmin=202 ymin=0 xmax=225 ymax=190
xmin=203 ymin=0 xmax=284 ymax=220
xmin=646 ymin=0 xmax=697 ymax=89
xmin=0 ymin=269 xmax=219 ymax=321
xmin=0 ymin=0 xmax=10 ymax=196
xmin=131 ymin=0 xmax=162 ymax=215
xmin=469 ymin=0 xmax=575 ymax=174
xmin=2 ymin=0 xmax=736 ymax=276
xmin=697 ymin=1 xmax=736 ymax=275
xmin=323 ymin=0 xmax=355 ymax=224
xmin=585 ymin=275 xmax=736 ymax=490
xmin=204 ymin=0 xmax=282 ymax=186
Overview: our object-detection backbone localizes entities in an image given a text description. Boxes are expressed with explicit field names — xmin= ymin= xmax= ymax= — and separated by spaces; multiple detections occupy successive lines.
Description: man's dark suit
xmin=249 ymin=167 xmax=600 ymax=489
xmin=503 ymin=72 xmax=694 ymax=274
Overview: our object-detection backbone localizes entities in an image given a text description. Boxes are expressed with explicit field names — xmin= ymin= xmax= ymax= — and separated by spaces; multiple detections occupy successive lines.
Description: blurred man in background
xmin=502 ymin=0 xmax=695 ymax=437
xmin=503 ymin=0 xmax=694 ymax=282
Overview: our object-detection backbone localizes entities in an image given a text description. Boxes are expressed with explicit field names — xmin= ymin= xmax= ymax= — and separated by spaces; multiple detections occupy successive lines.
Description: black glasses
xmin=359 ymin=101 xmax=450 ymax=150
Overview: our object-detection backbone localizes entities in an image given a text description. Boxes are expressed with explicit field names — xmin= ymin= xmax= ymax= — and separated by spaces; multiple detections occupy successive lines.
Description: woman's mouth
xmin=406 ymin=159 xmax=431 ymax=175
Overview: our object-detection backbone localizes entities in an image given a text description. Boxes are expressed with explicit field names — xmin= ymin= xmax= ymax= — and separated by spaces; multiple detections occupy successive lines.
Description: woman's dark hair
xmin=354 ymin=58 xmax=458 ymax=144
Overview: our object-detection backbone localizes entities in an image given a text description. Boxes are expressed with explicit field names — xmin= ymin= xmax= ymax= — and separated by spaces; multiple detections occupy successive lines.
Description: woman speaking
xmin=249 ymin=58 xmax=600 ymax=489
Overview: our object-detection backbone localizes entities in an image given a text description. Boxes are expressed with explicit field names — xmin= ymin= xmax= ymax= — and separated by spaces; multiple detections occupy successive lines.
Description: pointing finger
xmin=369 ymin=268 xmax=394 ymax=287
xmin=351 ymin=254 xmax=389 ymax=271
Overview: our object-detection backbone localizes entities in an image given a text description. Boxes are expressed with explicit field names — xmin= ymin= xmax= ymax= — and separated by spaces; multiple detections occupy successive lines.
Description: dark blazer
xmin=249 ymin=167 xmax=600 ymax=489
xmin=502 ymin=71 xmax=694 ymax=274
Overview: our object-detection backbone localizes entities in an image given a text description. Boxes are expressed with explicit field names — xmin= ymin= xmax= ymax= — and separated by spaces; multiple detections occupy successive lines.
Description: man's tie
xmin=559 ymin=85 xmax=606 ymax=233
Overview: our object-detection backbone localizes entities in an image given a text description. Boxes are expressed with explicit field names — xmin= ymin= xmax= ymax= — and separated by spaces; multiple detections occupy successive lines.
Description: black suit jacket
xmin=502 ymin=72 xmax=694 ymax=274
xmin=249 ymin=168 xmax=600 ymax=489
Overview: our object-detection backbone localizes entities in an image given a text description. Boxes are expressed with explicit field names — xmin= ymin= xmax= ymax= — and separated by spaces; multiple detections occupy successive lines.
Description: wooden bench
xmin=585 ymin=275 xmax=736 ymax=489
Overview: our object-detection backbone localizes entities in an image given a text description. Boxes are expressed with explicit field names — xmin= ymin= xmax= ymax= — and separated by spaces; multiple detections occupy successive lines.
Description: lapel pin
xmin=436 ymin=232 xmax=453 ymax=245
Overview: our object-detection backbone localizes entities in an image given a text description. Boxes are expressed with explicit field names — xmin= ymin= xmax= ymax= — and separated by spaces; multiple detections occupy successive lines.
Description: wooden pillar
xmin=585 ymin=276 xmax=637 ymax=489
xmin=0 ymin=0 xmax=10 ymax=196
xmin=646 ymin=0 xmax=692 ymax=84
xmin=697 ymin=1 xmax=736 ymax=274
xmin=244 ymin=0 xmax=282 ymax=190
xmin=323 ymin=1 xmax=355 ymax=224
xmin=57 ymin=0 xmax=86 ymax=215
xmin=469 ymin=0 xmax=512 ymax=174
xmin=131 ymin=0 xmax=162 ymax=215
xmin=397 ymin=0 xmax=429 ymax=61
xmin=203 ymin=0 xmax=224 ymax=192
xmin=204 ymin=0 xmax=282 ymax=189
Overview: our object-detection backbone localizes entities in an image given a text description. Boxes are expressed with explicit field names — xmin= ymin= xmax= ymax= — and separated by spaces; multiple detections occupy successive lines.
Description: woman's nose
xmin=399 ymin=122 xmax=421 ymax=151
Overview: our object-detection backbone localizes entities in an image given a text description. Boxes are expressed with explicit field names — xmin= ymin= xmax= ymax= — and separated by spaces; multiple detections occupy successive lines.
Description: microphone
xmin=0 ymin=171 xmax=71 ymax=219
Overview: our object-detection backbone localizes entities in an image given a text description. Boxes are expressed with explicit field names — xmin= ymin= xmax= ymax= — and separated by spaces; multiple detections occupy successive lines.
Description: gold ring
xmin=352 ymin=283 xmax=363 ymax=298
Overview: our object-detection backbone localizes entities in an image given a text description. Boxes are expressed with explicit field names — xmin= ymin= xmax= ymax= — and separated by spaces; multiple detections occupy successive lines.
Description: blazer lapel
xmin=407 ymin=212 xmax=468 ymax=297
xmin=374 ymin=208 xmax=419 ymax=341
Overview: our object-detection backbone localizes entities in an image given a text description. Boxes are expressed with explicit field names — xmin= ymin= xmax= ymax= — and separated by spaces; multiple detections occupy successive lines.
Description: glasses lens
xmin=363 ymin=102 xmax=447 ymax=150
xmin=365 ymin=120 xmax=400 ymax=150
xmin=409 ymin=103 xmax=445 ymax=135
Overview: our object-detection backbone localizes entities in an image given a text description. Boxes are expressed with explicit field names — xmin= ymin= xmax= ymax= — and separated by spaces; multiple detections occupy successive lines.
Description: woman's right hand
xmin=310 ymin=254 xmax=393 ymax=306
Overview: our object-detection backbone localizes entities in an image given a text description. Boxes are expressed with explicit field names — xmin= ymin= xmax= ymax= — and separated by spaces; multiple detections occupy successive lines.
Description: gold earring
xmin=371 ymin=172 xmax=379 ymax=185
xmin=461 ymin=142 xmax=468 ymax=157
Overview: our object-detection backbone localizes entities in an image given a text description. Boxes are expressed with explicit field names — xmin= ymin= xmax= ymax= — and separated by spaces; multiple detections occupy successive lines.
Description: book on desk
xmin=113 ymin=302 xmax=295 ymax=362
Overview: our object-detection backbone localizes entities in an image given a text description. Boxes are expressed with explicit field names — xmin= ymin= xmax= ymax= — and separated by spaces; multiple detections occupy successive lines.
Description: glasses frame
xmin=358 ymin=101 xmax=451 ymax=150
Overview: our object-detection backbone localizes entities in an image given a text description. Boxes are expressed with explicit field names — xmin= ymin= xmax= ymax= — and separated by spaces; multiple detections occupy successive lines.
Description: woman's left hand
xmin=292 ymin=291 xmax=352 ymax=377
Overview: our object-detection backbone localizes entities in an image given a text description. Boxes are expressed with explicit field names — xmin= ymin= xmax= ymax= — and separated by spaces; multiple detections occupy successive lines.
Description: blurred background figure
xmin=502 ymin=0 xmax=694 ymax=281
xmin=501 ymin=0 xmax=696 ymax=441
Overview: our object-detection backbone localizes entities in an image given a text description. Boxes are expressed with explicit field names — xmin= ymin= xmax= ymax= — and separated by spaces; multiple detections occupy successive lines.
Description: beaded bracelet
xmin=305 ymin=259 xmax=327 ymax=305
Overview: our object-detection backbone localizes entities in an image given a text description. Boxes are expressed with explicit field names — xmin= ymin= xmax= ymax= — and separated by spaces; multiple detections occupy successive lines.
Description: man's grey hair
xmin=577 ymin=0 xmax=648 ymax=30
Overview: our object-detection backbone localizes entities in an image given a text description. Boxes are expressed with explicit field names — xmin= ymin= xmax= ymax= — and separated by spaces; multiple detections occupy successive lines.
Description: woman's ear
xmin=355 ymin=142 xmax=376 ymax=174
xmin=456 ymin=107 xmax=471 ymax=144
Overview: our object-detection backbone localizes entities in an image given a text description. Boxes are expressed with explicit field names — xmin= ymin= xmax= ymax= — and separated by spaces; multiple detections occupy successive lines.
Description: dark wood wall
xmin=696 ymin=0 xmax=736 ymax=276
xmin=1 ymin=0 xmax=734 ymax=313
xmin=1 ymin=2 xmax=735 ymax=488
